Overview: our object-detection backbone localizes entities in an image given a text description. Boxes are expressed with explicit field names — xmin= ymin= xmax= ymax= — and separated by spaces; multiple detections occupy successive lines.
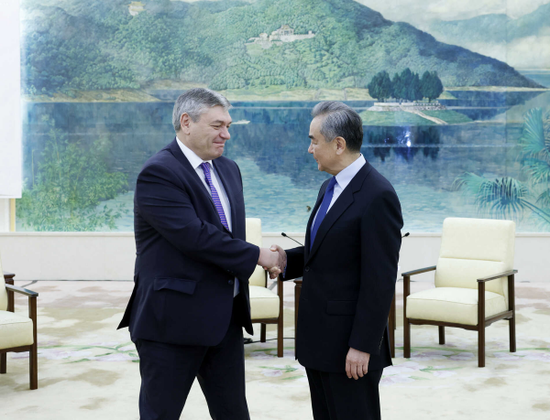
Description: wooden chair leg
xmin=404 ymin=317 xmax=411 ymax=358
xmin=277 ymin=296 xmax=284 ymax=357
xmin=509 ymin=315 xmax=516 ymax=353
xmin=508 ymin=275 xmax=516 ymax=353
xmin=260 ymin=323 xmax=267 ymax=343
xmin=277 ymin=319 xmax=283 ymax=358
xmin=0 ymin=352 xmax=6 ymax=374
xmin=30 ymin=345 xmax=38 ymax=390
xmin=294 ymin=280 xmax=302 ymax=358
xmin=478 ymin=326 xmax=485 ymax=368
xmin=438 ymin=326 xmax=445 ymax=345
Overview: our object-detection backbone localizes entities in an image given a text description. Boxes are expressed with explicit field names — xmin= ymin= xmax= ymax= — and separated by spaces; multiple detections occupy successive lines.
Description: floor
xmin=1 ymin=279 xmax=549 ymax=419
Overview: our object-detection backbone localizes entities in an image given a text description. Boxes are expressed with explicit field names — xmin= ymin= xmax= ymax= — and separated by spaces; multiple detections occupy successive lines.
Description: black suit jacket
xmin=285 ymin=160 xmax=403 ymax=373
xmin=118 ymin=139 xmax=259 ymax=347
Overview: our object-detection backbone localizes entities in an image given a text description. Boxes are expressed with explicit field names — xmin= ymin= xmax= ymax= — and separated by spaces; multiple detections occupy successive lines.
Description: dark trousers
xmin=306 ymin=367 xmax=383 ymax=420
xmin=135 ymin=301 xmax=249 ymax=420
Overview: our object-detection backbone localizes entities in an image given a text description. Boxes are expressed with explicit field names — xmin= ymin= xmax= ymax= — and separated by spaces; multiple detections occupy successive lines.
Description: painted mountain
xmin=428 ymin=2 xmax=550 ymax=69
xmin=21 ymin=0 xmax=542 ymax=97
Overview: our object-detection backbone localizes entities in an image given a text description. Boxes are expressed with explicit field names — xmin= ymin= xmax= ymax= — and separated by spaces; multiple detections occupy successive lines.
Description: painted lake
xmin=19 ymin=77 xmax=550 ymax=233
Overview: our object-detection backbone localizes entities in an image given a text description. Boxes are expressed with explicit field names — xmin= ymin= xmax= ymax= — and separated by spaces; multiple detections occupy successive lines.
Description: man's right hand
xmin=258 ymin=245 xmax=286 ymax=279
xmin=269 ymin=245 xmax=287 ymax=279
xmin=258 ymin=247 xmax=284 ymax=279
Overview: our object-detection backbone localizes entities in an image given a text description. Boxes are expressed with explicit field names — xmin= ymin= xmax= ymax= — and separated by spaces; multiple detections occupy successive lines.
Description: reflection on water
xmin=19 ymin=82 xmax=550 ymax=233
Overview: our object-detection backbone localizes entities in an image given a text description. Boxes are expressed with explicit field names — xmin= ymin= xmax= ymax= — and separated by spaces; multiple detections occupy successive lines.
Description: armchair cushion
xmin=0 ymin=311 xmax=34 ymax=348
xmin=0 ymin=288 xmax=6 ymax=311
xmin=248 ymin=265 xmax=267 ymax=288
xmin=406 ymin=287 xmax=507 ymax=326
xmin=1 ymin=272 xmax=8 ymax=311
xmin=249 ymin=285 xmax=280 ymax=320
xmin=435 ymin=258 xmax=510 ymax=303
xmin=435 ymin=218 xmax=515 ymax=300
xmin=246 ymin=218 xmax=266 ymax=287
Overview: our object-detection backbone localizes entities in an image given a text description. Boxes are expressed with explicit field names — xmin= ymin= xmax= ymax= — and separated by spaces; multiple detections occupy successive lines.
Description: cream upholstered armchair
xmin=246 ymin=218 xmax=284 ymax=357
xmin=0 ymin=258 xmax=39 ymax=389
xmin=403 ymin=218 xmax=517 ymax=367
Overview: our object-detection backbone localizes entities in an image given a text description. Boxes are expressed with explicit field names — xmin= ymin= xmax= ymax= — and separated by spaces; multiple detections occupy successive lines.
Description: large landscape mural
xmin=18 ymin=0 xmax=550 ymax=232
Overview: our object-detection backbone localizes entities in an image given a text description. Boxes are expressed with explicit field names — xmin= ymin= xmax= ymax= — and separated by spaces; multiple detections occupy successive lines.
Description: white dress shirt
xmin=176 ymin=137 xmax=232 ymax=231
xmin=176 ymin=136 xmax=239 ymax=296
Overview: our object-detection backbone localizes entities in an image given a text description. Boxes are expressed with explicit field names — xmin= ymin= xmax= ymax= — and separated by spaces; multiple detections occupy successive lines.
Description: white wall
xmin=0 ymin=232 xmax=548 ymax=282
xmin=0 ymin=0 xmax=22 ymax=199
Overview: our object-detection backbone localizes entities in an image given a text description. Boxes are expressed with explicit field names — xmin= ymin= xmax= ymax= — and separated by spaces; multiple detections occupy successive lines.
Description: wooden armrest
xmin=5 ymin=284 xmax=39 ymax=298
xmin=477 ymin=269 xmax=518 ymax=283
xmin=402 ymin=265 xmax=436 ymax=277
xmin=3 ymin=271 xmax=15 ymax=285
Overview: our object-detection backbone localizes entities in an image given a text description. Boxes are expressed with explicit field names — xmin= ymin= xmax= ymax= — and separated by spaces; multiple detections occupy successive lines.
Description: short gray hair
xmin=172 ymin=88 xmax=231 ymax=132
xmin=311 ymin=101 xmax=363 ymax=152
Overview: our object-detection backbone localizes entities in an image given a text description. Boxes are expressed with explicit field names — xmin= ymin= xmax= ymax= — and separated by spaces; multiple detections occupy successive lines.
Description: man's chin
xmin=212 ymin=147 xmax=225 ymax=158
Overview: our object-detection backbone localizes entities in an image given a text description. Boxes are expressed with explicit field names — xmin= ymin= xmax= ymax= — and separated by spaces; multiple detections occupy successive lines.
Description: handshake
xmin=258 ymin=245 xmax=287 ymax=279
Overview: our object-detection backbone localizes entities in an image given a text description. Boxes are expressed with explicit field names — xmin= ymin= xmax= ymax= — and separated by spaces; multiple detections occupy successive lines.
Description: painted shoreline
xmin=21 ymin=86 xmax=549 ymax=104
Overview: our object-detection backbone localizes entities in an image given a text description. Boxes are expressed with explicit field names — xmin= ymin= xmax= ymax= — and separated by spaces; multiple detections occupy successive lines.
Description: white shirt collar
xmin=334 ymin=154 xmax=366 ymax=191
xmin=176 ymin=136 xmax=212 ymax=169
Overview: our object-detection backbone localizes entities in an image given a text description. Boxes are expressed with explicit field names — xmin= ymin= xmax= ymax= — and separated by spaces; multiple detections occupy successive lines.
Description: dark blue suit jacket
xmin=284 ymin=161 xmax=403 ymax=373
xmin=119 ymin=139 xmax=259 ymax=346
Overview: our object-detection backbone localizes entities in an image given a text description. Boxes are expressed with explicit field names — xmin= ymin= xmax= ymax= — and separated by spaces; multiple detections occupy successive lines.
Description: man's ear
xmin=180 ymin=113 xmax=192 ymax=135
xmin=334 ymin=136 xmax=347 ymax=155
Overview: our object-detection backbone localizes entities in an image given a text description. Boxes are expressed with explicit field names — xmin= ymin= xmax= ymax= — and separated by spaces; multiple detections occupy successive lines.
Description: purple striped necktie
xmin=200 ymin=162 xmax=229 ymax=230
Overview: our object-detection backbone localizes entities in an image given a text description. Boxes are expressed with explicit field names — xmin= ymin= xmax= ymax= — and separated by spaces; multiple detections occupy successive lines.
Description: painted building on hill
xmin=247 ymin=25 xmax=316 ymax=48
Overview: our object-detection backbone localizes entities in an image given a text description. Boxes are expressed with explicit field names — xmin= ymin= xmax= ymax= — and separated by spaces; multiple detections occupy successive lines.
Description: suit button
xmin=305 ymin=266 xmax=310 ymax=272
xmin=228 ymin=280 xmax=234 ymax=285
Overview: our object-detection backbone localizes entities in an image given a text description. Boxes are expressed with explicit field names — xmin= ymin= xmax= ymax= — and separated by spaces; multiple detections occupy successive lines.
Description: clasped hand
xmin=258 ymin=245 xmax=287 ymax=279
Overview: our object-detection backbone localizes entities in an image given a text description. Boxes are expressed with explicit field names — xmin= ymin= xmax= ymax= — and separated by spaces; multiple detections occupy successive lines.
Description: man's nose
xmin=308 ymin=144 xmax=313 ymax=154
xmin=220 ymin=126 xmax=230 ymax=139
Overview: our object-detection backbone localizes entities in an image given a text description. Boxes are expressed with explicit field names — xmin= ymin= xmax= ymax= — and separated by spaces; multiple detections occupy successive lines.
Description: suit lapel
xmin=306 ymin=162 xmax=373 ymax=263
xmin=167 ymin=138 xmax=222 ymax=222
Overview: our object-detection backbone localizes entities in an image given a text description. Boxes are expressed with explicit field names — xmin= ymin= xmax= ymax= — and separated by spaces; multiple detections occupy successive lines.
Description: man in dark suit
xmin=118 ymin=88 xmax=282 ymax=420
xmin=273 ymin=101 xmax=403 ymax=420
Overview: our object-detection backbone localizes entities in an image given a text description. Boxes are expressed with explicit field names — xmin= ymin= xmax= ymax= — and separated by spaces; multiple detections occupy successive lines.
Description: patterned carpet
xmin=1 ymin=280 xmax=549 ymax=419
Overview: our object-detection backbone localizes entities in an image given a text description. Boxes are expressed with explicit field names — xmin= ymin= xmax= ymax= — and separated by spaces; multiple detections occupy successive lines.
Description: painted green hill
xmin=21 ymin=0 xmax=542 ymax=96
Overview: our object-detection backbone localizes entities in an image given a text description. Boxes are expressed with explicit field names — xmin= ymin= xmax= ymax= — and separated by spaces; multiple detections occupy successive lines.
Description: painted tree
xmin=390 ymin=68 xmax=423 ymax=102
xmin=421 ymin=71 xmax=444 ymax=102
xmin=397 ymin=68 xmax=413 ymax=101
xmin=390 ymin=72 xmax=402 ymax=101
xmin=407 ymin=72 xmax=423 ymax=102
xmin=18 ymin=117 xmax=128 ymax=231
xmin=367 ymin=70 xmax=392 ymax=101
xmin=453 ymin=107 xmax=550 ymax=227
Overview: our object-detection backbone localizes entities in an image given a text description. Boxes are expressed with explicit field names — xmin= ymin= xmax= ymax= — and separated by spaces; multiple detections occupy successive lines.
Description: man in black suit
xmin=273 ymin=101 xmax=403 ymax=420
xmin=118 ymin=88 xmax=282 ymax=420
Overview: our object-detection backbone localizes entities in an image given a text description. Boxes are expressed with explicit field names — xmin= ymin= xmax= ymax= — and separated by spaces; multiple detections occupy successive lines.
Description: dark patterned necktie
xmin=310 ymin=177 xmax=337 ymax=249
xmin=200 ymin=162 xmax=229 ymax=230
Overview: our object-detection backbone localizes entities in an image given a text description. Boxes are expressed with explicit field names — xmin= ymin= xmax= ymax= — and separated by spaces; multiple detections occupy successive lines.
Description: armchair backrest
xmin=246 ymin=218 xmax=267 ymax=287
xmin=435 ymin=218 xmax=515 ymax=299
xmin=0 ymin=254 xmax=7 ymax=311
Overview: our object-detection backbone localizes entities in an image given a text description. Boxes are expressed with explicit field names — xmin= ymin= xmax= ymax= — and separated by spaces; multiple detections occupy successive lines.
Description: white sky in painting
xmin=354 ymin=0 xmax=549 ymax=26
xmin=178 ymin=0 xmax=550 ymax=23
xmin=353 ymin=0 xmax=550 ymax=68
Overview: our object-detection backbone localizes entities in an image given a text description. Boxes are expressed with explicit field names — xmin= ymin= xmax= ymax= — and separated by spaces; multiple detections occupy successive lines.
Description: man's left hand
xmin=345 ymin=347 xmax=370 ymax=380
